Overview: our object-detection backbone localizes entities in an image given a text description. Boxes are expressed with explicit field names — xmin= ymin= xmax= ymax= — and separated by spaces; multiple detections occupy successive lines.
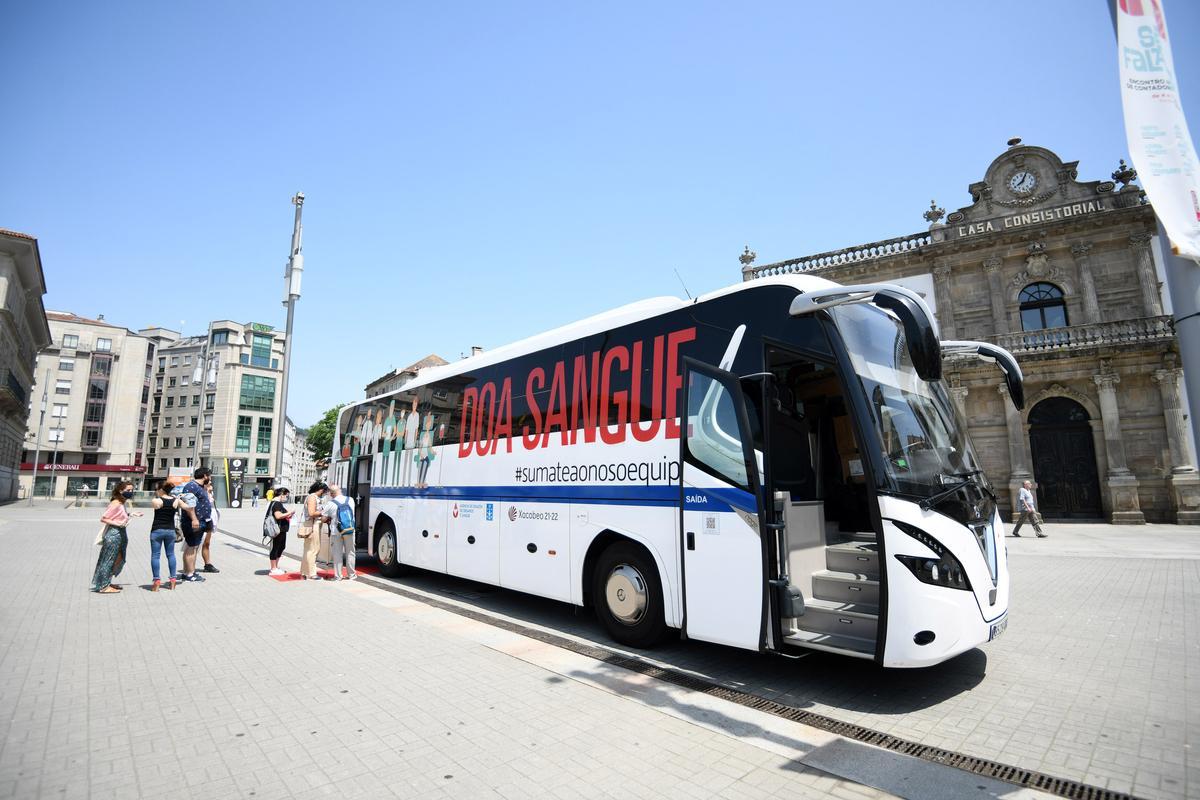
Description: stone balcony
xmin=977 ymin=315 xmax=1175 ymax=360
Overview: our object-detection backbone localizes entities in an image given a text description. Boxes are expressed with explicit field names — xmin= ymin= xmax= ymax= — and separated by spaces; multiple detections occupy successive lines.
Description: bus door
xmin=679 ymin=359 xmax=768 ymax=651
xmin=350 ymin=456 xmax=372 ymax=542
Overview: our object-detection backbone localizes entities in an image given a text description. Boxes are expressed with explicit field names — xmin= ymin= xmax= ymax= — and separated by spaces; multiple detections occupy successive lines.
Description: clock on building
xmin=1008 ymin=169 xmax=1038 ymax=195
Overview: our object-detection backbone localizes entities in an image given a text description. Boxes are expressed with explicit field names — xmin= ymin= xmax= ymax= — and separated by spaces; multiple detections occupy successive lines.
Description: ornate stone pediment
xmin=1023 ymin=382 xmax=1100 ymax=422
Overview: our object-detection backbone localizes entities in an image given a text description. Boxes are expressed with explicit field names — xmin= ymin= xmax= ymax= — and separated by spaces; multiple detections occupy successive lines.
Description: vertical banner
xmin=1117 ymin=0 xmax=1200 ymax=258
xmin=228 ymin=457 xmax=245 ymax=508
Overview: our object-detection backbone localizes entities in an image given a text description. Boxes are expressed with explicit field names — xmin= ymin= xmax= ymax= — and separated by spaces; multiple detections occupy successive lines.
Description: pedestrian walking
xmin=325 ymin=484 xmax=357 ymax=580
xmin=266 ymin=487 xmax=295 ymax=575
xmin=251 ymin=487 xmax=260 ymax=508
xmin=91 ymin=480 xmax=143 ymax=594
xmin=1012 ymin=479 xmax=1048 ymax=538
xmin=177 ymin=467 xmax=213 ymax=582
xmin=148 ymin=480 xmax=184 ymax=591
xmin=298 ymin=481 xmax=329 ymax=580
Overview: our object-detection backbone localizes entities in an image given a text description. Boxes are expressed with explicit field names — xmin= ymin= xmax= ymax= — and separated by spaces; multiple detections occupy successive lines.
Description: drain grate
xmin=223 ymin=528 xmax=1142 ymax=800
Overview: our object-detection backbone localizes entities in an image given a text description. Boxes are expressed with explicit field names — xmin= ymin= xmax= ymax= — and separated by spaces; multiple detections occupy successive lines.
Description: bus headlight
xmin=890 ymin=520 xmax=972 ymax=592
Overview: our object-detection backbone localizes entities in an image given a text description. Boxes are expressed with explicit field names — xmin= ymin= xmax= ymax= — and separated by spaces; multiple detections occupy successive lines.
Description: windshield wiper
xmin=920 ymin=470 xmax=983 ymax=510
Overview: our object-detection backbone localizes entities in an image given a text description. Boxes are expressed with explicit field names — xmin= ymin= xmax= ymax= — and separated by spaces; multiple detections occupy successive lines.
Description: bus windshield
xmin=831 ymin=303 xmax=986 ymax=499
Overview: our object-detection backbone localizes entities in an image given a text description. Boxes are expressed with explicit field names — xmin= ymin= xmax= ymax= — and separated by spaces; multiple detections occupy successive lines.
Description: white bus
xmin=331 ymin=275 xmax=1023 ymax=668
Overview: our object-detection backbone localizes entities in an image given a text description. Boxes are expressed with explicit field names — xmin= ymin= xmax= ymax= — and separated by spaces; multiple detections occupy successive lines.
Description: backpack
xmin=262 ymin=503 xmax=280 ymax=546
xmin=333 ymin=497 xmax=355 ymax=534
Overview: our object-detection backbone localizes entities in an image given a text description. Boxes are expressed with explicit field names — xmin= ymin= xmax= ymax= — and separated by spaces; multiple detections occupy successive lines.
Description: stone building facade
xmin=744 ymin=142 xmax=1198 ymax=524
xmin=0 ymin=230 xmax=51 ymax=502
xmin=19 ymin=313 xmax=154 ymax=499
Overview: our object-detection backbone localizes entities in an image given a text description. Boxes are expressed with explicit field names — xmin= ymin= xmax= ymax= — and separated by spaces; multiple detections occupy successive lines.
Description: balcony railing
xmin=980 ymin=315 xmax=1175 ymax=356
xmin=749 ymin=231 xmax=932 ymax=278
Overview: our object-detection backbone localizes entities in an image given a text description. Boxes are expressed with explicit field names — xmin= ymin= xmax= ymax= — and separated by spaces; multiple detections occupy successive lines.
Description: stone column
xmin=931 ymin=260 xmax=957 ymax=339
xmin=1152 ymin=361 xmax=1200 ymax=523
xmin=1129 ymin=233 xmax=1164 ymax=317
xmin=983 ymin=257 xmax=1008 ymax=336
xmin=999 ymin=384 xmax=1032 ymax=521
xmin=1093 ymin=366 xmax=1145 ymax=523
xmin=1070 ymin=242 xmax=1102 ymax=324
xmin=948 ymin=374 xmax=968 ymax=418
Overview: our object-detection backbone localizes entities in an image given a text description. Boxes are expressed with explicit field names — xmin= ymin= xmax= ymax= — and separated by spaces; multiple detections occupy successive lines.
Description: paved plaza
xmin=1 ymin=504 xmax=1197 ymax=799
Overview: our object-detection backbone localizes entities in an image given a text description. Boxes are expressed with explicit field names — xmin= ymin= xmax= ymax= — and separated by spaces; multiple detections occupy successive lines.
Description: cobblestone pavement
xmin=1 ymin=504 xmax=1057 ymax=800
xmin=215 ymin=507 xmax=1198 ymax=800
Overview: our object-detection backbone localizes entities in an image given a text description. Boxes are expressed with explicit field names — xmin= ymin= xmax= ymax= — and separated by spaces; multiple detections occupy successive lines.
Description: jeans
xmin=150 ymin=528 xmax=177 ymax=580
xmin=331 ymin=531 xmax=356 ymax=577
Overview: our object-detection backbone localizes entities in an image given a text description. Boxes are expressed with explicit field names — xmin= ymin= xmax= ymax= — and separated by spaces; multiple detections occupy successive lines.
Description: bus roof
xmin=356 ymin=273 xmax=838 ymax=405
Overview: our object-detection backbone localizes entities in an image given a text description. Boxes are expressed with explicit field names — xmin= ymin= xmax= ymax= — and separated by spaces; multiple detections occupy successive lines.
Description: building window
xmin=201 ymin=434 xmax=211 ymax=452
xmin=153 ymin=397 xmax=161 ymax=413
xmin=55 ymin=379 xmax=71 ymax=395
xmin=96 ymin=338 xmax=112 ymax=352
xmin=235 ymin=415 xmax=252 ymax=452
xmin=1019 ymin=283 xmax=1068 ymax=331
xmin=174 ymin=437 xmax=183 ymax=448
xmin=49 ymin=427 xmax=65 ymax=442
xmin=84 ymin=402 xmax=104 ymax=423
xmin=257 ymin=417 xmax=273 ymax=453
xmin=58 ymin=358 xmax=75 ymax=371
xmin=166 ymin=396 xmax=175 ymax=407
xmin=183 ymin=355 xmax=192 ymax=366
xmin=251 ymin=334 xmax=273 ymax=368
xmin=83 ymin=428 xmax=101 ymax=447
xmin=158 ymin=356 xmax=166 ymax=371
xmin=91 ymin=357 xmax=111 ymax=377
xmin=190 ymin=416 xmax=198 ymax=427
xmin=203 ymin=413 xmax=213 ymax=431
xmin=239 ymin=375 xmax=276 ymax=411
xmin=188 ymin=437 xmax=195 ymax=448
xmin=160 ymin=458 xmax=168 ymax=470
xmin=176 ymin=417 xmax=183 ymax=428
xmin=205 ymin=393 xmax=215 ymax=410
xmin=155 ymin=376 xmax=163 ymax=391
xmin=170 ymin=356 xmax=179 ymax=367
xmin=211 ymin=330 xmax=231 ymax=346
xmin=180 ymin=373 xmax=190 ymax=386
xmin=239 ymin=353 xmax=250 ymax=365
xmin=168 ymin=377 xmax=177 ymax=388
xmin=51 ymin=403 xmax=67 ymax=418
xmin=62 ymin=334 xmax=79 ymax=348
xmin=173 ymin=458 xmax=181 ymax=468
xmin=163 ymin=416 xmax=171 ymax=428
xmin=192 ymin=394 xmax=200 ymax=406
xmin=255 ymin=458 xmax=270 ymax=475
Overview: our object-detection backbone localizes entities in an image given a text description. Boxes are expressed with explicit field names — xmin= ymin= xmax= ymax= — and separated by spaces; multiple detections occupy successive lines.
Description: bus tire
xmin=592 ymin=541 xmax=666 ymax=648
xmin=375 ymin=521 xmax=404 ymax=578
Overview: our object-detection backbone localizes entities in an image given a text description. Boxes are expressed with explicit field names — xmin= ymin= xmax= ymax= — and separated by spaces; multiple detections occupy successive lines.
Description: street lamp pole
xmin=274 ymin=192 xmax=304 ymax=488
xmin=28 ymin=369 xmax=48 ymax=505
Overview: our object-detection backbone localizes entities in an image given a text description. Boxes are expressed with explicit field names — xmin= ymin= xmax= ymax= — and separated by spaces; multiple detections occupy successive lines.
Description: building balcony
xmin=978 ymin=315 xmax=1174 ymax=360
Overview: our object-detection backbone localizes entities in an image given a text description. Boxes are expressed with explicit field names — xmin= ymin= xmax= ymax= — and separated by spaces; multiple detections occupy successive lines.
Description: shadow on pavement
xmin=358 ymin=557 xmax=987 ymax=716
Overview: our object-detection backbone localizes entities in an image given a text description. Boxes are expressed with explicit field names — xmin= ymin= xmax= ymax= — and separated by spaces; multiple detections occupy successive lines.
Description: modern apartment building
xmin=0 ymin=229 xmax=51 ymax=502
xmin=144 ymin=320 xmax=286 ymax=503
xmin=20 ymin=312 xmax=154 ymax=499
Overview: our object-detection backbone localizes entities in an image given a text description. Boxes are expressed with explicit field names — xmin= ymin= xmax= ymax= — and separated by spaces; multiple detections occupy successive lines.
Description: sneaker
xmin=1012 ymin=532 xmax=1021 ymax=537
xmin=202 ymin=564 xmax=220 ymax=574
xmin=1036 ymin=532 xmax=1048 ymax=538
xmin=348 ymin=573 xmax=358 ymax=581
xmin=268 ymin=568 xmax=285 ymax=576
xmin=185 ymin=573 xmax=206 ymax=583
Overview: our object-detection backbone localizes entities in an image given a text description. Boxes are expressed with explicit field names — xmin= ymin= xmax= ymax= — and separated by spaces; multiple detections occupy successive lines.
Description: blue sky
xmin=4 ymin=1 xmax=1198 ymax=427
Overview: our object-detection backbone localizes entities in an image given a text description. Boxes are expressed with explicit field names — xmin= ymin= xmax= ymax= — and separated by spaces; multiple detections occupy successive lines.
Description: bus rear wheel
xmin=375 ymin=523 xmax=404 ymax=577
xmin=592 ymin=541 xmax=666 ymax=648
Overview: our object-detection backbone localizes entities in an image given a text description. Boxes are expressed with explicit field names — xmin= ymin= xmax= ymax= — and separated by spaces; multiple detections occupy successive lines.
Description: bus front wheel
xmin=592 ymin=541 xmax=666 ymax=648
xmin=375 ymin=524 xmax=404 ymax=577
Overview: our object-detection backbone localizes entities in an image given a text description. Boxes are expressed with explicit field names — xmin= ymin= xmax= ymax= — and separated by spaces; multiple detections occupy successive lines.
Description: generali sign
xmin=20 ymin=463 xmax=145 ymax=473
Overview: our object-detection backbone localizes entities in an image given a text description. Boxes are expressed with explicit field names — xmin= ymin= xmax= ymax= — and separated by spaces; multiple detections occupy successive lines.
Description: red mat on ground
xmin=269 ymin=564 xmax=378 ymax=582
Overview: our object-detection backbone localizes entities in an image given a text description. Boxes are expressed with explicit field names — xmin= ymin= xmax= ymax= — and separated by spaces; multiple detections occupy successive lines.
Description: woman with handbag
xmin=298 ymin=482 xmax=328 ymax=580
xmin=91 ymin=480 xmax=143 ymax=594
xmin=266 ymin=487 xmax=294 ymax=575
xmin=148 ymin=481 xmax=185 ymax=591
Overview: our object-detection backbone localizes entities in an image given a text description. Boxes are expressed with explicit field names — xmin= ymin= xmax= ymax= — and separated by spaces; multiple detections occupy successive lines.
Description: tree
xmin=306 ymin=404 xmax=344 ymax=461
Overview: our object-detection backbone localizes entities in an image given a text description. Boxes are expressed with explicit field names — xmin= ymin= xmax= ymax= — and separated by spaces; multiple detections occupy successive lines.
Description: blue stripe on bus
xmin=369 ymin=484 xmax=758 ymax=513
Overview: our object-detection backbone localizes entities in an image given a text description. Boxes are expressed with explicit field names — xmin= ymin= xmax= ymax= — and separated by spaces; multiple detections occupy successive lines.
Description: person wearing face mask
xmin=298 ymin=481 xmax=329 ymax=580
xmin=91 ymin=481 xmax=144 ymax=593
xmin=148 ymin=481 xmax=186 ymax=591
xmin=266 ymin=487 xmax=294 ymax=575
xmin=178 ymin=467 xmax=214 ymax=583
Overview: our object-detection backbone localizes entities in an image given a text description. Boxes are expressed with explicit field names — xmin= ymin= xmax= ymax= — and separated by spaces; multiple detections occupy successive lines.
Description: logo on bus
xmin=486 ymin=503 xmax=494 ymax=521
xmin=452 ymin=503 xmax=459 ymax=518
xmin=508 ymin=506 xmax=518 ymax=522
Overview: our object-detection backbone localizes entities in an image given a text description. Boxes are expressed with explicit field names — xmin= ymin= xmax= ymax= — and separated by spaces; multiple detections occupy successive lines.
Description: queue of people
xmin=91 ymin=471 xmax=359 ymax=593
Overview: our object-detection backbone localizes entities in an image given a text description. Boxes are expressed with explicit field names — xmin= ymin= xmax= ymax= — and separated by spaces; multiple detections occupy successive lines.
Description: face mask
xmin=121 ymin=491 xmax=134 ymax=499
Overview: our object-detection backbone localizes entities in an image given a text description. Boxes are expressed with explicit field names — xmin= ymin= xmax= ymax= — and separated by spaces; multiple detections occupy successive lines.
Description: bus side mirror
xmin=872 ymin=290 xmax=942 ymax=382
xmin=942 ymin=340 xmax=1025 ymax=410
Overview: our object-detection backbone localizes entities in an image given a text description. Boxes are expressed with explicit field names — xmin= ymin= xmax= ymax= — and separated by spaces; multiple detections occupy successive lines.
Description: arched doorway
xmin=1028 ymin=397 xmax=1103 ymax=519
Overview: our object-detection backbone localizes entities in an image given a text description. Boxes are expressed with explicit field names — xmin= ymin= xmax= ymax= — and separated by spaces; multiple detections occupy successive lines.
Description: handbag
xmin=262 ymin=505 xmax=280 ymax=547
xmin=94 ymin=525 xmax=106 ymax=546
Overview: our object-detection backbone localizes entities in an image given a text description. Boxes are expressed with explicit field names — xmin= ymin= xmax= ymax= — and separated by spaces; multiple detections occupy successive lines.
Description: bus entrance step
xmin=824 ymin=542 xmax=879 ymax=578
xmin=783 ymin=628 xmax=875 ymax=659
xmin=793 ymin=599 xmax=878 ymax=640
xmin=812 ymin=570 xmax=880 ymax=609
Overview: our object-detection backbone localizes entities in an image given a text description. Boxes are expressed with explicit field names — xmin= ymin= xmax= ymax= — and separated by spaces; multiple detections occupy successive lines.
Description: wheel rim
xmin=605 ymin=564 xmax=648 ymax=625
xmin=378 ymin=531 xmax=396 ymax=566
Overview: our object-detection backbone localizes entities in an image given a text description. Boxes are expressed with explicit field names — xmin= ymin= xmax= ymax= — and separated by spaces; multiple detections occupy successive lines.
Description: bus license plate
xmin=989 ymin=615 xmax=1008 ymax=641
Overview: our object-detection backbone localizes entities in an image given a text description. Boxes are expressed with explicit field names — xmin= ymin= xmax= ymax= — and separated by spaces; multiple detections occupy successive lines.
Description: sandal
xmin=97 ymin=586 xmax=120 ymax=594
